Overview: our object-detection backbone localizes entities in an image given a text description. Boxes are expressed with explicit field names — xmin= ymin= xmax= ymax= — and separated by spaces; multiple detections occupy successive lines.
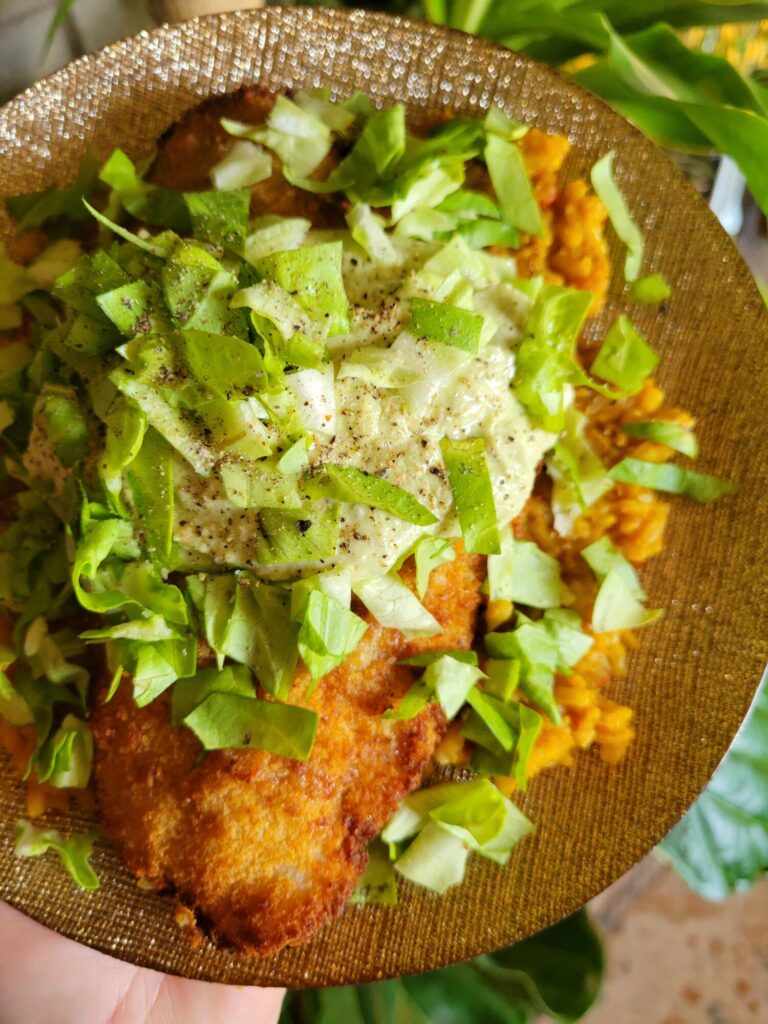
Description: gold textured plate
xmin=1 ymin=6 xmax=767 ymax=989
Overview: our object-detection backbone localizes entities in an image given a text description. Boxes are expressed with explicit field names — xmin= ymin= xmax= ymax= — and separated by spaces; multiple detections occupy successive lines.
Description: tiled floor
xmin=584 ymin=859 xmax=768 ymax=1024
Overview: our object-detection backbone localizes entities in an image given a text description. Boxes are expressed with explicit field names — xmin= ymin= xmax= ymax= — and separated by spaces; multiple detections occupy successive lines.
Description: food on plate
xmin=0 ymin=86 xmax=733 ymax=954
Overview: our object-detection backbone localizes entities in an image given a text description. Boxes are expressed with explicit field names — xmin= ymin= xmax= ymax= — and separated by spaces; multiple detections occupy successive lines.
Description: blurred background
xmin=1 ymin=2 xmax=766 ymax=1022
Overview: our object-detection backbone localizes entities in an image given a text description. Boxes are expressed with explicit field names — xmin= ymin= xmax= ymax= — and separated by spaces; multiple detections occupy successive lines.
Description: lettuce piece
xmin=390 ymin=162 xmax=464 ymax=223
xmin=412 ymin=536 xmax=456 ymax=598
xmin=436 ymin=189 xmax=500 ymax=220
xmin=630 ymin=273 xmax=671 ymax=304
xmin=219 ymin=462 xmax=303 ymax=510
xmin=546 ymin=407 xmax=613 ymax=536
xmin=485 ymin=134 xmax=542 ymax=236
xmin=395 ymin=207 xmax=456 ymax=242
xmin=410 ymin=297 xmax=483 ymax=354
xmin=183 ymin=691 xmax=318 ymax=760
xmin=0 ymin=645 xmax=33 ymax=725
xmin=180 ymin=328 xmax=266 ymax=399
xmin=223 ymin=96 xmax=332 ymax=178
xmin=315 ymin=464 xmax=437 ymax=526
xmin=162 ymin=243 xmax=245 ymax=338
xmin=220 ymin=581 xmax=299 ymax=699
xmin=298 ymin=589 xmax=368 ymax=683
xmin=251 ymin=241 xmax=349 ymax=336
xmin=96 ymin=280 xmax=151 ymax=338
xmin=171 ymin=664 xmax=254 ymax=724
xmin=82 ymin=200 xmax=171 ymax=258
xmin=542 ymin=608 xmax=594 ymax=670
xmin=608 ymin=457 xmax=736 ymax=503
xmin=23 ymin=618 xmax=88 ymax=690
xmin=590 ymin=151 xmax=644 ymax=281
xmin=448 ymin=218 xmax=520 ymax=250
xmin=35 ymin=714 xmax=93 ymax=788
xmin=210 ymin=140 xmax=272 ymax=190
xmin=484 ymin=657 xmax=520 ymax=703
xmin=116 ymin=561 xmax=188 ymax=625
xmin=465 ymin=688 xmax=518 ymax=753
xmin=350 ymin=839 xmax=398 ymax=906
xmin=398 ymin=649 xmax=478 ymax=668
xmin=13 ymin=819 xmax=99 ymax=890
xmin=622 ymin=420 xmax=698 ymax=458
xmin=384 ymin=654 xmax=484 ymax=721
xmin=393 ymin=821 xmax=470 ymax=894
xmin=294 ymin=88 xmax=357 ymax=137
xmin=331 ymin=104 xmax=407 ymax=194
xmin=581 ymin=536 xmax=645 ymax=599
xmin=99 ymin=399 xmax=147 ymax=515
xmin=71 ymin=518 xmax=138 ymax=614
xmin=183 ymin=189 xmax=250 ymax=255
xmin=346 ymin=203 xmax=397 ymax=265
xmin=99 ymin=149 xmax=190 ymax=232
xmin=80 ymin=614 xmax=180 ymax=643
xmin=255 ymin=505 xmax=341 ymax=565
xmin=486 ymin=531 xmax=565 ymax=609
xmin=468 ymin=700 xmax=542 ymax=790
xmin=290 ymin=572 xmax=352 ymax=620
xmin=277 ymin=438 xmax=309 ymax=476
xmin=233 ymin=280 xmax=327 ymax=367
xmin=244 ymin=215 xmax=311 ymax=263
xmin=39 ymin=389 xmax=90 ymax=468
xmin=486 ymin=623 xmax=560 ymax=724
xmin=353 ymin=575 xmax=441 ymax=639
xmin=125 ymin=428 xmax=175 ymax=567
xmin=186 ymin=573 xmax=234 ymax=669
xmin=485 ymin=106 xmax=529 ymax=142
xmin=591 ymin=566 xmax=664 ymax=633
xmin=592 ymin=315 xmax=658 ymax=394
xmin=440 ymin=437 xmax=500 ymax=555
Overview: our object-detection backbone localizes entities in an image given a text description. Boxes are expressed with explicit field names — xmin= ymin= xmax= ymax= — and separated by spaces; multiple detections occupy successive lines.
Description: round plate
xmin=1 ymin=6 xmax=767 ymax=989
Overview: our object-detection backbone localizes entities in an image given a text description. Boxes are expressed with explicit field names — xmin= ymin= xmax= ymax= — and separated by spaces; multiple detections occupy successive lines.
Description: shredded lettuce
xmin=297 ymin=589 xmax=368 ymax=684
xmin=220 ymin=580 xmax=299 ymax=698
xmin=608 ymin=457 xmax=736 ymax=502
xmin=410 ymin=297 xmax=483 ymax=353
xmin=440 ymin=437 xmax=500 ymax=555
xmin=350 ymin=839 xmax=398 ymax=906
xmin=581 ymin=536 xmax=645 ymax=599
xmin=484 ymin=658 xmax=520 ymax=703
xmin=386 ymin=654 xmax=484 ymax=721
xmin=465 ymin=698 xmax=542 ymax=789
xmin=184 ymin=691 xmax=318 ymax=760
xmin=353 ymin=575 xmax=441 ymax=639
xmin=486 ymin=531 xmax=566 ymax=609
xmin=411 ymin=536 xmax=456 ymax=598
xmin=222 ymin=96 xmax=332 ymax=178
xmin=546 ymin=408 xmax=613 ymax=536
xmin=82 ymin=200 xmax=171 ymax=258
xmin=255 ymin=506 xmax=340 ymax=565
xmin=630 ymin=273 xmax=671 ymax=304
xmin=171 ymin=664 xmax=254 ymax=725
xmin=210 ymin=140 xmax=272 ymax=190
xmin=590 ymin=151 xmax=644 ymax=281
xmin=591 ymin=567 xmax=663 ymax=633
xmin=346 ymin=203 xmax=398 ymax=265
xmin=315 ymin=464 xmax=437 ymax=526
xmin=251 ymin=241 xmax=349 ymax=337
xmin=244 ymin=215 xmax=311 ymax=263
xmin=591 ymin=315 xmax=658 ymax=394
xmin=14 ymin=819 xmax=100 ymax=890
xmin=622 ymin=420 xmax=698 ymax=457
xmin=485 ymin=134 xmax=542 ymax=236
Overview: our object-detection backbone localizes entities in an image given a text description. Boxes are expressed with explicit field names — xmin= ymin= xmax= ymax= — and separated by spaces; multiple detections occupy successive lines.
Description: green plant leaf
xmin=660 ymin=671 xmax=768 ymax=900
xmin=278 ymin=909 xmax=602 ymax=1024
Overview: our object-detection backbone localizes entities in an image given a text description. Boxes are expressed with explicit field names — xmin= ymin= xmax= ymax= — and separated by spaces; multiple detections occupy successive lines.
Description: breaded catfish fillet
xmin=91 ymin=553 xmax=484 ymax=954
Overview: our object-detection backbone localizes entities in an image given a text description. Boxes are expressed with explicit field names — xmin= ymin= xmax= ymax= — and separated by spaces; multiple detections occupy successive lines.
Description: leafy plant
xmin=660 ymin=671 xmax=768 ymax=900
xmin=278 ymin=910 xmax=604 ymax=1024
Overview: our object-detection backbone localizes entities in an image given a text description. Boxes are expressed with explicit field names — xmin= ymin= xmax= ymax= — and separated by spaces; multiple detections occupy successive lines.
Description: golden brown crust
xmin=91 ymin=551 xmax=485 ymax=955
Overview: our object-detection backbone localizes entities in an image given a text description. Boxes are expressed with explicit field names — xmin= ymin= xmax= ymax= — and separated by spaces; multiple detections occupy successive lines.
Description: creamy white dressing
xmin=173 ymin=240 xmax=553 ymax=578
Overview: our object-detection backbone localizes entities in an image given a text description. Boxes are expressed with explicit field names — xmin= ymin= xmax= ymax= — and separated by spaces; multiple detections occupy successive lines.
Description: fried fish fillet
xmin=91 ymin=553 xmax=484 ymax=954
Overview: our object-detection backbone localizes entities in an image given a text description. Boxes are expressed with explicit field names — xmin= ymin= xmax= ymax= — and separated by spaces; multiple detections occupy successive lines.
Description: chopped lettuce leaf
xmin=466 ymin=699 xmax=542 ymax=790
xmin=254 ymin=504 xmax=340 ymax=565
xmin=184 ymin=691 xmax=318 ymax=760
xmin=99 ymin=149 xmax=190 ymax=232
xmin=630 ymin=273 xmax=671 ymax=304
xmin=484 ymin=657 xmax=520 ymax=703
xmin=486 ymin=531 xmax=565 ymax=609
xmin=219 ymin=462 xmax=302 ymax=510
xmin=590 ymin=151 xmax=644 ymax=281
xmin=440 ymin=437 xmax=500 ymax=555
xmin=608 ymin=457 xmax=736 ymax=503
xmin=424 ymin=655 xmax=485 ymax=719
xmin=486 ymin=622 xmax=561 ymax=724
xmin=251 ymin=241 xmax=349 ymax=337
xmin=465 ymin=688 xmax=517 ymax=752
xmin=34 ymin=714 xmax=93 ymax=789
xmin=186 ymin=573 xmax=234 ymax=669
xmin=210 ymin=140 xmax=272 ymax=191
xmin=410 ymin=297 xmax=483 ymax=353
xmin=581 ymin=536 xmax=645 ymax=599
xmin=622 ymin=420 xmax=698 ymax=458
xmin=346 ymin=203 xmax=397 ymax=265
xmin=96 ymin=280 xmax=151 ymax=338
xmin=297 ymin=589 xmax=368 ymax=683
xmin=294 ymin=88 xmax=356 ymax=137
xmin=393 ymin=821 xmax=470 ymax=894
xmin=546 ymin=407 xmax=613 ymax=536
xmin=220 ymin=581 xmax=299 ymax=699
xmin=591 ymin=565 xmax=663 ymax=633
xmin=390 ymin=162 xmax=464 ymax=223
xmin=124 ymin=428 xmax=175 ymax=567
xmin=284 ymin=366 xmax=336 ymax=436
xmin=99 ymin=399 xmax=147 ymax=515
xmin=39 ymin=389 xmax=90 ymax=468
xmin=0 ymin=658 xmax=34 ymax=726
xmin=277 ymin=438 xmax=309 ymax=476
xmin=183 ymin=190 xmax=249 ymax=254
xmin=71 ymin=517 xmax=138 ymax=614
xmin=484 ymin=106 xmax=529 ymax=142
xmin=82 ymin=200 xmax=171 ymax=258
xmin=350 ymin=839 xmax=398 ymax=906
xmin=412 ymin=536 xmax=456 ymax=598
xmin=13 ymin=819 xmax=99 ymax=890
xmin=223 ymin=96 xmax=332 ymax=178
xmin=130 ymin=645 xmax=179 ymax=707
xmin=315 ymin=464 xmax=437 ymax=526
xmin=353 ymin=575 xmax=441 ymax=639
xmin=244 ymin=215 xmax=311 ymax=263
xmin=485 ymin=134 xmax=542 ymax=236
xmin=171 ymin=664 xmax=254 ymax=725
xmin=592 ymin=315 xmax=658 ymax=394
xmin=398 ymin=649 xmax=478 ymax=668
xmin=290 ymin=571 xmax=352 ymax=620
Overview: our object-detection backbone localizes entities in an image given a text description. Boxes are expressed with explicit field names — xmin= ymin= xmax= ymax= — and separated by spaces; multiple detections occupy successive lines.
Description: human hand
xmin=0 ymin=902 xmax=285 ymax=1024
